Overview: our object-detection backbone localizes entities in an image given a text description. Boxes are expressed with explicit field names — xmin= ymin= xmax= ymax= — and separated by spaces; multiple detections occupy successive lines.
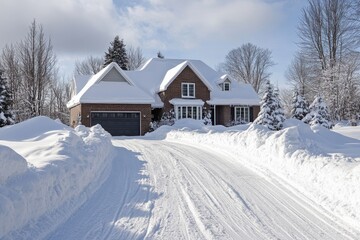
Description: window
xmin=182 ymin=83 xmax=195 ymax=98
xmin=222 ymin=82 xmax=230 ymax=91
xmin=235 ymin=106 xmax=250 ymax=123
xmin=176 ymin=106 xmax=202 ymax=120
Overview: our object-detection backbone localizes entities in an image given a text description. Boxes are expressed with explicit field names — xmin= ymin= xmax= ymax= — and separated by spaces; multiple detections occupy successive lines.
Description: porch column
xmin=214 ymin=105 xmax=216 ymax=125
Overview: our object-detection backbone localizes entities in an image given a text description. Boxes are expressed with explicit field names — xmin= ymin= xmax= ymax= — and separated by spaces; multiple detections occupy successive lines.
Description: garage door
xmin=90 ymin=112 xmax=140 ymax=136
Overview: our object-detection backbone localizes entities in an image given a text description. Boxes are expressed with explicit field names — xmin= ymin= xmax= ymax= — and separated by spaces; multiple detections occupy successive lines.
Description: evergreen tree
xmin=303 ymin=95 xmax=332 ymax=129
xmin=254 ymin=81 xmax=276 ymax=130
xmin=103 ymin=36 xmax=128 ymax=70
xmin=291 ymin=89 xmax=309 ymax=120
xmin=273 ymin=88 xmax=286 ymax=130
xmin=254 ymin=81 xmax=285 ymax=130
xmin=0 ymin=69 xmax=14 ymax=127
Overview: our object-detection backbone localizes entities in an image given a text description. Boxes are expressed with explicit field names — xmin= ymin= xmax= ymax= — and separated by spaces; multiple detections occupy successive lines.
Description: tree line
xmin=0 ymin=21 xmax=149 ymax=126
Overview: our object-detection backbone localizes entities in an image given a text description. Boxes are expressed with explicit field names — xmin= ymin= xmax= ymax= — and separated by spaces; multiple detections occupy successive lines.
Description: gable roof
xmin=67 ymin=62 xmax=154 ymax=108
xmin=159 ymin=60 xmax=213 ymax=92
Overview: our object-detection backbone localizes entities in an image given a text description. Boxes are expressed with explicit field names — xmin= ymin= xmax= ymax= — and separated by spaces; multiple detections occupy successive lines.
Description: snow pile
xmin=0 ymin=117 xmax=115 ymax=238
xmin=152 ymin=119 xmax=360 ymax=228
xmin=0 ymin=145 xmax=27 ymax=184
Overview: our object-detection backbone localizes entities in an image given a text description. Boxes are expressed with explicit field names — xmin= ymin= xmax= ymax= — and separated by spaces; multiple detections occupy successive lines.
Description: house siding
xmin=252 ymin=105 xmax=260 ymax=121
xmin=158 ymin=66 xmax=211 ymax=115
xmin=70 ymin=103 xmax=152 ymax=135
xmin=216 ymin=105 xmax=231 ymax=126
xmin=70 ymin=104 xmax=82 ymax=127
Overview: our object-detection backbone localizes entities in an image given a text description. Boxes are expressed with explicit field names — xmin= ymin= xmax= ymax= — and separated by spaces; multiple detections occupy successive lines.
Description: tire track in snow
xmin=49 ymin=138 xmax=360 ymax=240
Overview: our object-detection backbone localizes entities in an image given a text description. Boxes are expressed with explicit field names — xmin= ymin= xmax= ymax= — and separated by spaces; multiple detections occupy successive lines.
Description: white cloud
xmin=0 ymin=0 xmax=294 ymax=80
xmin=0 ymin=0 xmax=119 ymax=55
xmin=118 ymin=0 xmax=284 ymax=51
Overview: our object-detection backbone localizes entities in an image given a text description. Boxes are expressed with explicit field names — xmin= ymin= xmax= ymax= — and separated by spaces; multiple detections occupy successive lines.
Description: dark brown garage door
xmin=90 ymin=112 xmax=140 ymax=136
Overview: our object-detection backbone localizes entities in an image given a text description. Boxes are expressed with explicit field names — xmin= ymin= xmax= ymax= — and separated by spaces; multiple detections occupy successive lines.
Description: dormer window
xmin=222 ymin=82 xmax=230 ymax=91
xmin=182 ymin=83 xmax=195 ymax=98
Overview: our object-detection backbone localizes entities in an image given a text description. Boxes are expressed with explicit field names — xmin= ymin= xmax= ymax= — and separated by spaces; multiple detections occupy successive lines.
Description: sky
xmin=0 ymin=0 xmax=307 ymax=87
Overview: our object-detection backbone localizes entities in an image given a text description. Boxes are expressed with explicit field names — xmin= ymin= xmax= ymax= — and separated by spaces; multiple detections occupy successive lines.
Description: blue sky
xmin=0 ymin=0 xmax=307 ymax=88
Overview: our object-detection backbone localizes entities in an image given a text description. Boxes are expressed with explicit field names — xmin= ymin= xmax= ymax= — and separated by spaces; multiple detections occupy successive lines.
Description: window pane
xmin=187 ymin=106 xmax=192 ymax=118
xmin=224 ymin=83 xmax=230 ymax=91
xmin=236 ymin=108 xmax=240 ymax=120
xmin=182 ymin=84 xmax=188 ymax=97
xmin=182 ymin=106 xmax=187 ymax=118
xmin=189 ymin=84 xmax=194 ymax=97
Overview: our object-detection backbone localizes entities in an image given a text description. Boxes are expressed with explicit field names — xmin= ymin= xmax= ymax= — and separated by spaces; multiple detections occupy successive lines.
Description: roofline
xmin=159 ymin=60 xmax=213 ymax=92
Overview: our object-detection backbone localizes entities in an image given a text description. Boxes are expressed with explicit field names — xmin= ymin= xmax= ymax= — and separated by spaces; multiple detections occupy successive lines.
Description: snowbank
xmin=0 ymin=145 xmax=27 ymax=184
xmin=0 ymin=117 xmax=115 ymax=238
xmin=150 ymin=119 xmax=360 ymax=228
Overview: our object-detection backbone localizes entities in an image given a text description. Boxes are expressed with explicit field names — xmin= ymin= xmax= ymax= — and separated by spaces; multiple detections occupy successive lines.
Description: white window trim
xmin=181 ymin=83 xmax=195 ymax=98
xmin=234 ymin=106 xmax=250 ymax=123
xmin=222 ymin=82 xmax=230 ymax=91
xmin=174 ymin=105 xmax=202 ymax=120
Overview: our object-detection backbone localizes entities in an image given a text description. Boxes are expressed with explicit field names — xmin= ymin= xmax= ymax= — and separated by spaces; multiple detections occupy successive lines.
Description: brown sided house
xmin=67 ymin=58 xmax=260 ymax=136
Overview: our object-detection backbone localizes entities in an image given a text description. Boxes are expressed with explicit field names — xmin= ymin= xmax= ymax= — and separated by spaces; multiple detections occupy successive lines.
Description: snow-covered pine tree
xmin=303 ymin=95 xmax=332 ymax=128
xmin=0 ymin=69 xmax=15 ymax=127
xmin=254 ymin=81 xmax=276 ymax=130
xmin=291 ymin=89 xmax=309 ymax=120
xmin=103 ymin=36 xmax=128 ymax=70
xmin=273 ymin=88 xmax=286 ymax=130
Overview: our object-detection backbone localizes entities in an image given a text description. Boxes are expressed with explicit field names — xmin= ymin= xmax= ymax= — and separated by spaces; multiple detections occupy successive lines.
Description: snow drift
xmin=0 ymin=117 xmax=115 ymax=238
xmin=148 ymin=119 xmax=360 ymax=228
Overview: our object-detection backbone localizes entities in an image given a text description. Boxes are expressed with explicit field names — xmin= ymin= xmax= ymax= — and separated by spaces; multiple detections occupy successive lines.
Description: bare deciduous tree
xmin=74 ymin=56 xmax=103 ymax=75
xmin=46 ymin=78 xmax=71 ymax=124
xmin=19 ymin=20 xmax=57 ymax=118
xmin=297 ymin=0 xmax=360 ymax=120
xmin=1 ymin=20 xmax=61 ymax=122
xmin=220 ymin=43 xmax=274 ymax=93
xmin=285 ymin=53 xmax=316 ymax=100
xmin=127 ymin=46 xmax=146 ymax=70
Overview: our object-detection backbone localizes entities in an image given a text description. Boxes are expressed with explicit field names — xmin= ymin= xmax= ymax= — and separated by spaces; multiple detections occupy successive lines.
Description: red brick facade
xmin=70 ymin=103 xmax=152 ymax=135
xmin=158 ymin=66 xmax=211 ymax=115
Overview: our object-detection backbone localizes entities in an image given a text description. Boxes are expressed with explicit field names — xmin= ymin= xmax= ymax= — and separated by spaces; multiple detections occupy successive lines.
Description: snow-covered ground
xmin=159 ymin=120 xmax=360 ymax=229
xmin=1 ymin=117 xmax=360 ymax=239
xmin=0 ymin=117 xmax=115 ymax=239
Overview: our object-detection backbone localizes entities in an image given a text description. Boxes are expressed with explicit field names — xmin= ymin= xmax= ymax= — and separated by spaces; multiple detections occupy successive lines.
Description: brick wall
xmin=70 ymin=103 xmax=152 ymax=135
xmin=158 ymin=66 xmax=211 ymax=114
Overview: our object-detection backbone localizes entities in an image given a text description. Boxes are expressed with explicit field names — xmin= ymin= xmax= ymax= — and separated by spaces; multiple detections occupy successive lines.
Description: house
xmin=67 ymin=58 xmax=260 ymax=136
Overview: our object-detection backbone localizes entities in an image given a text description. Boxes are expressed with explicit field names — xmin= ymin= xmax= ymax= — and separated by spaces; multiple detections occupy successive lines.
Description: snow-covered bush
xmin=203 ymin=109 xmax=212 ymax=125
xmin=303 ymin=95 xmax=332 ymax=128
xmin=149 ymin=109 xmax=176 ymax=131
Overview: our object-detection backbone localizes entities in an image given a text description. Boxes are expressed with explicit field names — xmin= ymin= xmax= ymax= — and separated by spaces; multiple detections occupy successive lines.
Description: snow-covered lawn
xmin=333 ymin=125 xmax=360 ymax=140
xmin=1 ymin=117 xmax=360 ymax=239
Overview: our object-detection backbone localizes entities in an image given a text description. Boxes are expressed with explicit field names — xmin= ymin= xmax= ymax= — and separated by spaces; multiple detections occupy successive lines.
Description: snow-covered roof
xmin=159 ymin=61 xmax=213 ymax=92
xmin=68 ymin=58 xmax=260 ymax=108
xmin=208 ymin=83 xmax=260 ymax=106
xmin=67 ymin=62 xmax=154 ymax=108
xmin=169 ymin=98 xmax=205 ymax=106
xmin=72 ymin=75 xmax=91 ymax=95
